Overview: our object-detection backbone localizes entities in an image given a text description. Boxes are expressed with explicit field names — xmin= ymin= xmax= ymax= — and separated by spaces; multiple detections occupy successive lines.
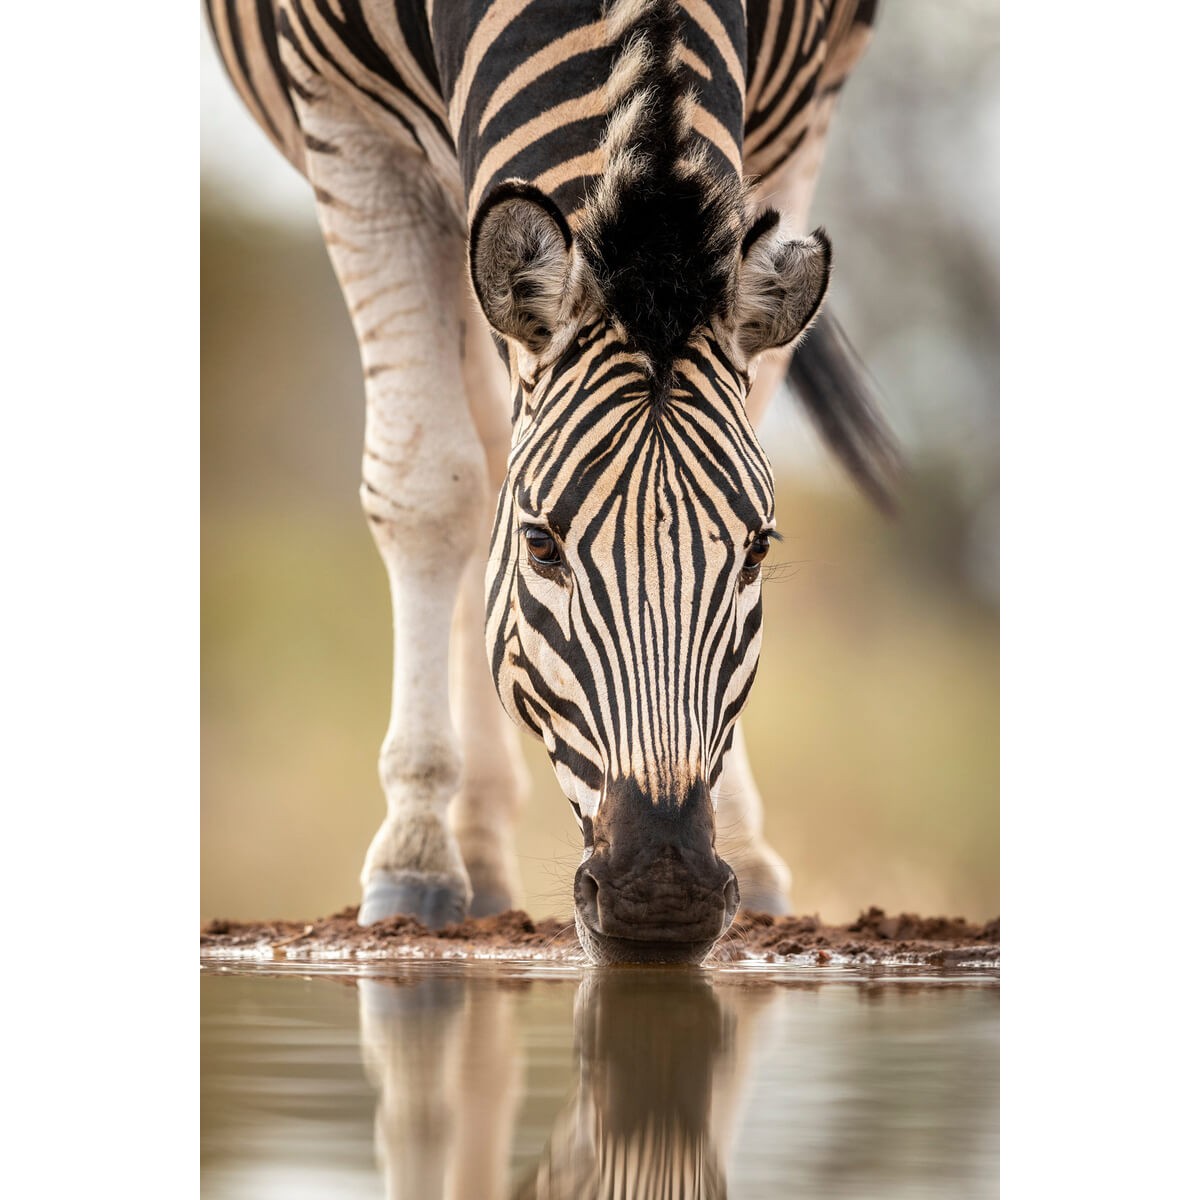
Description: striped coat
xmin=206 ymin=1 xmax=895 ymax=962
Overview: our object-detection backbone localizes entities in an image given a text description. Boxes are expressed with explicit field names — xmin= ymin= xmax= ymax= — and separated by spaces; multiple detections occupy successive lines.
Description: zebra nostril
xmin=577 ymin=871 xmax=601 ymax=931
xmin=723 ymin=874 xmax=741 ymax=928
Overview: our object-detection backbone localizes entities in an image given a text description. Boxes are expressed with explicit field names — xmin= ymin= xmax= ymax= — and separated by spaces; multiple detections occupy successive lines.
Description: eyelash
xmin=741 ymin=530 xmax=781 ymax=580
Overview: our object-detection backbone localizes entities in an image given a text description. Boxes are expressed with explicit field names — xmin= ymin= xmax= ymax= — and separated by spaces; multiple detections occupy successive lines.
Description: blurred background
xmin=201 ymin=0 xmax=998 ymax=925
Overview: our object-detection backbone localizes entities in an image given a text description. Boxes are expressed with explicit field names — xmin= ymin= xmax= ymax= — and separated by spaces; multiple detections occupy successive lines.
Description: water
xmin=201 ymin=960 xmax=998 ymax=1198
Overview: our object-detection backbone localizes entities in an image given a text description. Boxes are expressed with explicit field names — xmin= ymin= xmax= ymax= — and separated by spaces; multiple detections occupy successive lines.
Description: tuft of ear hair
xmin=737 ymin=212 xmax=832 ymax=359
xmin=469 ymin=181 xmax=574 ymax=354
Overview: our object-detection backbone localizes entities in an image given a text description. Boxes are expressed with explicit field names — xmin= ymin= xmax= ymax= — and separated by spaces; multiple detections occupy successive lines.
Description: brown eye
xmin=744 ymin=534 xmax=772 ymax=572
xmin=523 ymin=526 xmax=562 ymax=567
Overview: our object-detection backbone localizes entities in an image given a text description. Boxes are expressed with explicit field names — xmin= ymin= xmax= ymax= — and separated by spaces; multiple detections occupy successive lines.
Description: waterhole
xmin=201 ymin=960 xmax=997 ymax=1198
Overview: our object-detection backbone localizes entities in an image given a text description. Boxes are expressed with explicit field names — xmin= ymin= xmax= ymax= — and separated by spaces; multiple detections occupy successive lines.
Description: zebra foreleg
xmin=449 ymin=548 xmax=530 ymax=917
xmin=287 ymin=79 xmax=485 ymax=927
xmin=714 ymin=725 xmax=793 ymax=915
xmin=354 ymin=208 xmax=486 ymax=928
xmin=447 ymin=298 xmax=531 ymax=917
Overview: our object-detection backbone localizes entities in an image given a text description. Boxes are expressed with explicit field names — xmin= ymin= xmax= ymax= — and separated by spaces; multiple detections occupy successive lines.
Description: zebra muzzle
xmin=572 ymin=777 xmax=740 ymax=964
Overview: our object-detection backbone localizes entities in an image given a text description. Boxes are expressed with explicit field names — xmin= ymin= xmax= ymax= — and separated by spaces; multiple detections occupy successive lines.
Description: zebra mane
xmin=578 ymin=0 xmax=747 ymax=383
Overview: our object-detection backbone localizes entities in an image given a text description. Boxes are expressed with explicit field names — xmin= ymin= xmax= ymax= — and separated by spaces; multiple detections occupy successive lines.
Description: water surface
xmin=201 ymin=960 xmax=997 ymax=1198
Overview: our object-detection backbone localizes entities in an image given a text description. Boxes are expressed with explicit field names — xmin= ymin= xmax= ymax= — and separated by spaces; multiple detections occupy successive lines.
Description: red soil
xmin=201 ymin=904 xmax=999 ymax=966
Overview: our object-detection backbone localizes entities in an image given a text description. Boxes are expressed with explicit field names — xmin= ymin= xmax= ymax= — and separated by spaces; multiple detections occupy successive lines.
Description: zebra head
xmin=467 ymin=0 xmax=830 ymax=963
xmin=470 ymin=179 xmax=830 ymax=964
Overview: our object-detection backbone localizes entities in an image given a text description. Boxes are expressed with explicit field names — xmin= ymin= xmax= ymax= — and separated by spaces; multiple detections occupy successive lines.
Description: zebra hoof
xmin=358 ymin=870 xmax=469 ymax=930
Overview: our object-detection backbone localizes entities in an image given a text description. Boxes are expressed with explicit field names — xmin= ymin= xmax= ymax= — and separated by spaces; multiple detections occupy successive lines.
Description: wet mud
xmin=201 ymin=904 xmax=999 ymax=966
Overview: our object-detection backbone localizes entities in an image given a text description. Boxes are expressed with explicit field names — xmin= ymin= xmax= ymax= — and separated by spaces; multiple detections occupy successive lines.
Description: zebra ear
xmin=470 ymin=182 xmax=573 ymax=354
xmin=736 ymin=213 xmax=832 ymax=358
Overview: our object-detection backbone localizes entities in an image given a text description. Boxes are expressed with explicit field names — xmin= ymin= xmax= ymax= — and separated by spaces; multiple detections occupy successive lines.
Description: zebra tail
xmin=786 ymin=310 xmax=902 ymax=514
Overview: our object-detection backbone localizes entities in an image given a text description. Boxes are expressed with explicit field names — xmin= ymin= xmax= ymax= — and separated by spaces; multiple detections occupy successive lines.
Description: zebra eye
xmin=744 ymin=534 xmax=772 ymax=572
xmin=523 ymin=526 xmax=562 ymax=566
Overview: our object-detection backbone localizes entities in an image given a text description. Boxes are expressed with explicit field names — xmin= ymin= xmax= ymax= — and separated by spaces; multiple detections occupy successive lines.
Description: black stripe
xmin=256 ymin=0 xmax=300 ymax=129
xmin=275 ymin=6 xmax=322 ymax=94
xmin=313 ymin=0 xmax=453 ymax=148
xmin=289 ymin=1 xmax=425 ymax=150
xmin=395 ymin=0 xmax=445 ymax=102
xmin=303 ymin=132 xmax=340 ymax=154
xmin=750 ymin=70 xmax=822 ymax=178
xmin=223 ymin=0 xmax=285 ymax=145
xmin=679 ymin=3 xmax=746 ymax=159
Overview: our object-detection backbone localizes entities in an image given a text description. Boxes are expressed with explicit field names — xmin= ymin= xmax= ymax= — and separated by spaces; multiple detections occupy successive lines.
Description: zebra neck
xmin=427 ymin=1 xmax=748 ymax=231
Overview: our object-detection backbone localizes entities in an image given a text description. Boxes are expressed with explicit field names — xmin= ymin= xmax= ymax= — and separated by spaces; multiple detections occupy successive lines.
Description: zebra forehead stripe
xmin=494 ymin=323 xmax=773 ymax=803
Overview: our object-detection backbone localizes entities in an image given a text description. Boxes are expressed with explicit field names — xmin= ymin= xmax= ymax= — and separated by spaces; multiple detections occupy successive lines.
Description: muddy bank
xmin=201 ymin=904 xmax=999 ymax=967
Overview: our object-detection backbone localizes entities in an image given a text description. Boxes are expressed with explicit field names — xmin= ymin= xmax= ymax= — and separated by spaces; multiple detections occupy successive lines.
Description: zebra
xmin=205 ymin=0 xmax=897 ymax=964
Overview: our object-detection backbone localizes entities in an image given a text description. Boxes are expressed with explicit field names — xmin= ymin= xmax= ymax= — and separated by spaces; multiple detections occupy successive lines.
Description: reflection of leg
xmin=449 ymin=301 xmax=530 ymax=914
xmin=708 ymin=983 xmax=787 ymax=1168
xmin=446 ymin=983 xmax=523 ymax=1200
xmin=714 ymin=725 xmax=793 ymax=914
xmin=359 ymin=979 xmax=465 ymax=1200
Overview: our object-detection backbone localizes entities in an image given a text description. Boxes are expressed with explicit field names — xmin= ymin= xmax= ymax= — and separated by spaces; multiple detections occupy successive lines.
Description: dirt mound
xmin=201 ymin=905 xmax=999 ymax=966
xmin=724 ymin=907 xmax=999 ymax=965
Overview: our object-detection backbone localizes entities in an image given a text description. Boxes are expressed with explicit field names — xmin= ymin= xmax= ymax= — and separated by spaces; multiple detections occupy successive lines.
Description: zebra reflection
xmin=358 ymin=970 xmax=772 ymax=1199
xmin=515 ymin=971 xmax=736 ymax=1199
